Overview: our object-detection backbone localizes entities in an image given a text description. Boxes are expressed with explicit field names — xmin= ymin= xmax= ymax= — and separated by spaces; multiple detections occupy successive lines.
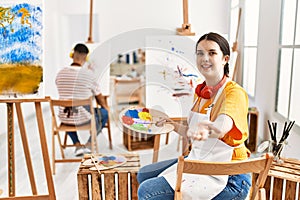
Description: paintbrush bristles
xmin=268 ymin=120 xmax=295 ymax=158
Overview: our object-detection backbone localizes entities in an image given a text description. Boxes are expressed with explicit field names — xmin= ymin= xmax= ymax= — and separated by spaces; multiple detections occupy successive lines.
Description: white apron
xmin=159 ymin=80 xmax=234 ymax=200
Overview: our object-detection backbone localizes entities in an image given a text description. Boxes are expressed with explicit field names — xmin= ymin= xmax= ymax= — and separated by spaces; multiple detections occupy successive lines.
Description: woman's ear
xmin=223 ymin=55 xmax=230 ymax=64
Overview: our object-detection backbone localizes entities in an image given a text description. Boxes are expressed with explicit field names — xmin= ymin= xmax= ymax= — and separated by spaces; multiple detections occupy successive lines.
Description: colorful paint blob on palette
xmin=121 ymin=108 xmax=153 ymax=132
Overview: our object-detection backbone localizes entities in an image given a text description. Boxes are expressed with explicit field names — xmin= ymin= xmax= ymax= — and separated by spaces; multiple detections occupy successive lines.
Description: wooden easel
xmin=0 ymin=97 xmax=56 ymax=200
xmin=86 ymin=0 xmax=94 ymax=43
xmin=177 ymin=0 xmax=195 ymax=36
xmin=231 ymin=8 xmax=242 ymax=81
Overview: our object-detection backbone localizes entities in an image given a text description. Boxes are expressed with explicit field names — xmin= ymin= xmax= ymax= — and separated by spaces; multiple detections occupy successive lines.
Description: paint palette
xmin=82 ymin=155 xmax=127 ymax=170
xmin=119 ymin=107 xmax=174 ymax=134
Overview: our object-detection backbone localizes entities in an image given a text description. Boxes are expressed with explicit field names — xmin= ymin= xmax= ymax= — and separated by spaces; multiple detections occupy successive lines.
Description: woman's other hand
xmin=155 ymin=117 xmax=173 ymax=127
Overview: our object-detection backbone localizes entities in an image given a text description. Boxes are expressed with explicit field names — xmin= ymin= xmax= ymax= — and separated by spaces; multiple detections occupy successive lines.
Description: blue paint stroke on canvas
xmin=0 ymin=2 xmax=43 ymax=97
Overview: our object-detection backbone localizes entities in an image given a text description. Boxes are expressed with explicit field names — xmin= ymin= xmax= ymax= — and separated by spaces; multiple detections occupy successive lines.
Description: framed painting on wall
xmin=0 ymin=0 xmax=43 ymax=99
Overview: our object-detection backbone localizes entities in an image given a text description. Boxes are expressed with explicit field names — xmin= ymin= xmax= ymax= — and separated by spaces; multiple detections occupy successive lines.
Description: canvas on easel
xmin=0 ymin=0 xmax=44 ymax=99
xmin=145 ymin=36 xmax=203 ymax=118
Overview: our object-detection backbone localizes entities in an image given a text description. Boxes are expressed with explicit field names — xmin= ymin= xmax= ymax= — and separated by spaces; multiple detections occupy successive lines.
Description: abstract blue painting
xmin=0 ymin=1 xmax=43 ymax=98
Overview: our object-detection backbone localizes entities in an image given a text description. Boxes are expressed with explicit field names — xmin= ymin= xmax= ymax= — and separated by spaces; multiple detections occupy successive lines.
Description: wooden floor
xmin=0 ymin=106 xmax=181 ymax=199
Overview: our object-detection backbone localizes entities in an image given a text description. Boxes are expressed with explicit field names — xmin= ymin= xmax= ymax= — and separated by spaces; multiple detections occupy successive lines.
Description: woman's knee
xmin=138 ymin=177 xmax=174 ymax=200
xmin=137 ymin=158 xmax=178 ymax=184
xmin=137 ymin=164 xmax=156 ymax=184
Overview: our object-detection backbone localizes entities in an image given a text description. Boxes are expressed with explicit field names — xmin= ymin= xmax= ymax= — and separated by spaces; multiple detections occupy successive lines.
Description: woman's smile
xmin=201 ymin=63 xmax=212 ymax=69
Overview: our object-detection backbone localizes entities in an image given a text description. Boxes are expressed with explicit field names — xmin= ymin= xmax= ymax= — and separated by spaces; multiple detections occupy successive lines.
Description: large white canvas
xmin=146 ymin=36 xmax=203 ymax=118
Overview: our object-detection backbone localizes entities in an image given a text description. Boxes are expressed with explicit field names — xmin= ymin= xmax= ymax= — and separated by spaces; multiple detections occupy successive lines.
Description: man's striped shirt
xmin=55 ymin=66 xmax=101 ymax=125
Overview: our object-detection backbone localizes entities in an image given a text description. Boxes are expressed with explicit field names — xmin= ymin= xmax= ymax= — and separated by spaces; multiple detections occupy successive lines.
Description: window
xmin=242 ymin=0 xmax=260 ymax=97
xmin=276 ymin=0 xmax=300 ymax=125
xmin=229 ymin=0 xmax=260 ymax=97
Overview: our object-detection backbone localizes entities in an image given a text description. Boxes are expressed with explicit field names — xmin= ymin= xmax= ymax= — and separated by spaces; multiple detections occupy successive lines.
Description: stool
xmin=77 ymin=154 xmax=140 ymax=200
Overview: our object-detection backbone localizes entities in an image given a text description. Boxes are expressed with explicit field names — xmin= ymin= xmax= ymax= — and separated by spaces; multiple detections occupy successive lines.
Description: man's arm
xmin=95 ymin=93 xmax=109 ymax=110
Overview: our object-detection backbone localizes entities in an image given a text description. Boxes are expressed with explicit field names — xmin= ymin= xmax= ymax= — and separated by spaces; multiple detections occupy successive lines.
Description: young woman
xmin=137 ymin=32 xmax=251 ymax=200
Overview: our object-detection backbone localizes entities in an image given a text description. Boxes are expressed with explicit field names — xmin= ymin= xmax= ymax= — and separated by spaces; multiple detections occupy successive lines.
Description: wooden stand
xmin=86 ymin=0 xmax=94 ymax=43
xmin=77 ymin=154 xmax=140 ymax=200
xmin=0 ymin=98 xmax=55 ymax=200
xmin=177 ymin=0 xmax=195 ymax=36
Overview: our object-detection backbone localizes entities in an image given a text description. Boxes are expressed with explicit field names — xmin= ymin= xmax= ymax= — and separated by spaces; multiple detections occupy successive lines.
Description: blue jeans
xmin=67 ymin=107 xmax=108 ymax=144
xmin=137 ymin=158 xmax=251 ymax=200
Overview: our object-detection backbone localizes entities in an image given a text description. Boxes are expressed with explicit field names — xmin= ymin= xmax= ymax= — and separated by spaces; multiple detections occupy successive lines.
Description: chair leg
xmin=165 ymin=132 xmax=169 ymax=144
xmin=259 ymin=188 xmax=266 ymax=200
xmin=177 ymin=136 xmax=182 ymax=152
xmin=62 ymin=132 xmax=68 ymax=149
xmin=106 ymin=118 xmax=113 ymax=150
xmin=52 ymin=131 xmax=56 ymax=175
xmin=57 ymin=132 xmax=66 ymax=159
xmin=95 ymin=133 xmax=98 ymax=153
xmin=90 ymin=130 xmax=97 ymax=153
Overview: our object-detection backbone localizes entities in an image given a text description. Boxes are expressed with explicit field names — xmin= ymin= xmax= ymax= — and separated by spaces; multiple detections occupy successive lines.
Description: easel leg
xmin=7 ymin=103 xmax=15 ymax=197
xmin=2 ymin=99 xmax=56 ymax=199
xmin=35 ymin=102 xmax=56 ymax=200
xmin=15 ymin=103 xmax=37 ymax=195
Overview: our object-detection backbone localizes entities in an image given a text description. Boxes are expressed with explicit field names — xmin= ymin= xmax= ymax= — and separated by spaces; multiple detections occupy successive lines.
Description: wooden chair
xmin=63 ymin=96 xmax=113 ymax=150
xmin=114 ymin=77 xmax=143 ymax=106
xmin=49 ymin=97 xmax=98 ymax=174
xmin=174 ymin=153 xmax=274 ymax=200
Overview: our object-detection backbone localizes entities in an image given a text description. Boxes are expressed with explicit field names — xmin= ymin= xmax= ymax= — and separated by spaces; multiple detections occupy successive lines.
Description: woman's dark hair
xmin=196 ymin=32 xmax=230 ymax=77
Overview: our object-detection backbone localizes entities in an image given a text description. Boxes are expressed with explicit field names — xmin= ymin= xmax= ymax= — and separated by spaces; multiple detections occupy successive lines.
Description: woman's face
xmin=196 ymin=40 xmax=229 ymax=79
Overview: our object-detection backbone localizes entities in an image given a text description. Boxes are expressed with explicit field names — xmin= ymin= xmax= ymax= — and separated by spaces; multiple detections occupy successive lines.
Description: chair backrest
xmin=175 ymin=153 xmax=274 ymax=200
xmin=49 ymin=97 xmax=96 ymax=132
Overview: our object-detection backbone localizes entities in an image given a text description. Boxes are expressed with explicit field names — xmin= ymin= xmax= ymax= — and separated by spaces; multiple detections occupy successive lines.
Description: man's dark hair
xmin=74 ymin=43 xmax=89 ymax=54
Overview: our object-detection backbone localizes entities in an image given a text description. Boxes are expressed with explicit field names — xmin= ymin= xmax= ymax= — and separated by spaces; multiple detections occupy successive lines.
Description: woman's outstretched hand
xmin=187 ymin=121 xmax=221 ymax=141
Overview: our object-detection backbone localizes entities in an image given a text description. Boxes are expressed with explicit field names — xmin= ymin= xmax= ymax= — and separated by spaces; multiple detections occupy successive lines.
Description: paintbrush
xmin=267 ymin=120 xmax=275 ymax=143
xmin=90 ymin=154 xmax=101 ymax=174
